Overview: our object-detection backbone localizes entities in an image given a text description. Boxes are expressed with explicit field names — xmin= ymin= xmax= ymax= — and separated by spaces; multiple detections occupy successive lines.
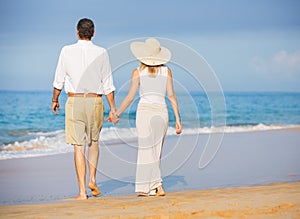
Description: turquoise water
xmin=0 ymin=91 xmax=299 ymax=159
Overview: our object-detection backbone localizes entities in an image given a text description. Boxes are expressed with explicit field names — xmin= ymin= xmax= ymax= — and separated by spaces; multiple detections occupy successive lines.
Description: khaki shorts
xmin=65 ymin=97 xmax=104 ymax=146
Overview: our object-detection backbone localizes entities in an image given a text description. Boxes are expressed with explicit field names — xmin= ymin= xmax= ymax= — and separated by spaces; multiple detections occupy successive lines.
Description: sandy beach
xmin=0 ymin=128 xmax=299 ymax=218
xmin=0 ymin=181 xmax=299 ymax=218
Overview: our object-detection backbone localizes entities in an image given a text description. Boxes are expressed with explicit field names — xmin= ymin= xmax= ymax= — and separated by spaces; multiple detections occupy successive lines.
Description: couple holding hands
xmin=52 ymin=18 xmax=182 ymax=200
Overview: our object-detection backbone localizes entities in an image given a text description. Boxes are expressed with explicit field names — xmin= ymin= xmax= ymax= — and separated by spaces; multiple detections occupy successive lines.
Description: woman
xmin=114 ymin=38 xmax=182 ymax=196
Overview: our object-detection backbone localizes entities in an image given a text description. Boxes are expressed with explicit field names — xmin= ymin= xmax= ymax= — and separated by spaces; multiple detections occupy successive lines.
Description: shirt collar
xmin=77 ymin=40 xmax=93 ymax=44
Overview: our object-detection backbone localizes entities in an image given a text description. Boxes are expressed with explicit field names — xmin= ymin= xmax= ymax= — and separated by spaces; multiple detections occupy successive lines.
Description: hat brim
xmin=130 ymin=41 xmax=171 ymax=66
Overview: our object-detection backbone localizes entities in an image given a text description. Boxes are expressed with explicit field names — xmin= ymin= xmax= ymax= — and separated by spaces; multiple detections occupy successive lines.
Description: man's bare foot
xmin=156 ymin=185 xmax=166 ymax=196
xmin=88 ymin=182 xmax=101 ymax=196
xmin=72 ymin=194 xmax=88 ymax=200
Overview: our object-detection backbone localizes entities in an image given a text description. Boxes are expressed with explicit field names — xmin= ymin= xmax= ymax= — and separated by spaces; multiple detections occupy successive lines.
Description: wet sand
xmin=0 ymin=129 xmax=300 ymax=218
xmin=0 ymin=181 xmax=299 ymax=218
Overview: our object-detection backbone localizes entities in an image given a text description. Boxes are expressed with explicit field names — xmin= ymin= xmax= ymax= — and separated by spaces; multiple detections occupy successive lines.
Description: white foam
xmin=183 ymin=123 xmax=300 ymax=134
xmin=0 ymin=130 xmax=71 ymax=160
xmin=0 ymin=124 xmax=299 ymax=160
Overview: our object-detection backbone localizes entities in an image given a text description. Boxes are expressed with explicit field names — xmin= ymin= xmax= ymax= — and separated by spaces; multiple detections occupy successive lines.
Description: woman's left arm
xmin=166 ymin=68 xmax=182 ymax=134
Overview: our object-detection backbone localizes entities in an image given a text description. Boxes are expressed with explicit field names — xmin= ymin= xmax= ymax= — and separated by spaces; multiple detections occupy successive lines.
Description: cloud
xmin=250 ymin=50 xmax=300 ymax=76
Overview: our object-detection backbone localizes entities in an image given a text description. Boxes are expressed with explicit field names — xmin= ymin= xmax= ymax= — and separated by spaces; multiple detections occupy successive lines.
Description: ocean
xmin=0 ymin=91 xmax=300 ymax=160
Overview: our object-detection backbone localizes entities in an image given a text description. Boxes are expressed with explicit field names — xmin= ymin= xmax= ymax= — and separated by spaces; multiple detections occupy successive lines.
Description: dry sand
xmin=1 ymin=129 xmax=300 ymax=218
xmin=0 ymin=181 xmax=299 ymax=219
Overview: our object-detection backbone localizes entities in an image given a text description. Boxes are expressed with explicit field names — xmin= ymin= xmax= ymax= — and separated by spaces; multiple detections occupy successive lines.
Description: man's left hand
xmin=107 ymin=111 xmax=119 ymax=124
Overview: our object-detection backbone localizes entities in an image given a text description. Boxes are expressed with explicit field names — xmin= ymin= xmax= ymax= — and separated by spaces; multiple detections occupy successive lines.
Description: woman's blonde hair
xmin=139 ymin=62 xmax=163 ymax=74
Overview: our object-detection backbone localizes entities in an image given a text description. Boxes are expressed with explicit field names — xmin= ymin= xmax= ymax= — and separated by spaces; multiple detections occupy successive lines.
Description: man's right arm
xmin=52 ymin=87 xmax=61 ymax=115
xmin=52 ymin=47 xmax=66 ymax=115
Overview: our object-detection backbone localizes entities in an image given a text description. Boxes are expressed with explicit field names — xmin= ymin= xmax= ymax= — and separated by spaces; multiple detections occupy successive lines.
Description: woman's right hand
xmin=107 ymin=110 xmax=120 ymax=124
xmin=176 ymin=121 xmax=182 ymax=134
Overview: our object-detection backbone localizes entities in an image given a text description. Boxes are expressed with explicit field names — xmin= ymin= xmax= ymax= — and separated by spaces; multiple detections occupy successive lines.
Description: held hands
xmin=107 ymin=109 xmax=182 ymax=134
xmin=107 ymin=110 xmax=120 ymax=125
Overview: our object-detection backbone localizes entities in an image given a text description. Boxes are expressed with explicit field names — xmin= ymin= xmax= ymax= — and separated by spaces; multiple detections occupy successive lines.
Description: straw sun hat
xmin=130 ymin=38 xmax=171 ymax=66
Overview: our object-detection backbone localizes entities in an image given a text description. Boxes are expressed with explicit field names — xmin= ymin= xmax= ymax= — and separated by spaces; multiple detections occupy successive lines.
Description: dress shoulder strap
xmin=161 ymin=66 xmax=168 ymax=76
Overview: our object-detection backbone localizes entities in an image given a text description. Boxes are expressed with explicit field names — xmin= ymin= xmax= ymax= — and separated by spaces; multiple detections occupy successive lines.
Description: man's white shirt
xmin=53 ymin=40 xmax=115 ymax=95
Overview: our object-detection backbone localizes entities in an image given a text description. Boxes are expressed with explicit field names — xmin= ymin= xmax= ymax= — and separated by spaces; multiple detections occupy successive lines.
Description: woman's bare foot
xmin=137 ymin=192 xmax=149 ymax=197
xmin=88 ymin=182 xmax=101 ymax=196
xmin=156 ymin=185 xmax=166 ymax=196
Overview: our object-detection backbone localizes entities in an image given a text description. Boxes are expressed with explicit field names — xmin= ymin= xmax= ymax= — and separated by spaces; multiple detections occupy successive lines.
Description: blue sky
xmin=0 ymin=0 xmax=300 ymax=91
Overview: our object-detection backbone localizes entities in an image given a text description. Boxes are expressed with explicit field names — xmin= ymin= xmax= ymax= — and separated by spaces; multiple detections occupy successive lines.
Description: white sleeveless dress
xmin=135 ymin=66 xmax=169 ymax=194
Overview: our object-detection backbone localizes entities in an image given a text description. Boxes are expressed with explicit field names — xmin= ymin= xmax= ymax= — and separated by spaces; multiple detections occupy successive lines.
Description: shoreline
xmin=0 ymin=181 xmax=299 ymax=218
xmin=1 ymin=124 xmax=300 ymax=161
xmin=0 ymin=128 xmax=299 ymax=215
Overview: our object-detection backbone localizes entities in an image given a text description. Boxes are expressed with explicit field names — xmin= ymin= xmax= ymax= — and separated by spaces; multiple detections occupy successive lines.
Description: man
xmin=52 ymin=18 xmax=118 ymax=200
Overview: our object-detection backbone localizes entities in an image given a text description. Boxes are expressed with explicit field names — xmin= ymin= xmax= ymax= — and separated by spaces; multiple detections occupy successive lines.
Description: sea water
xmin=0 ymin=91 xmax=299 ymax=160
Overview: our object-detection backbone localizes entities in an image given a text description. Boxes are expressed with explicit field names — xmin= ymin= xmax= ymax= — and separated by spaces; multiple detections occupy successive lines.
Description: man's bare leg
xmin=73 ymin=144 xmax=87 ymax=200
xmin=88 ymin=140 xmax=101 ymax=196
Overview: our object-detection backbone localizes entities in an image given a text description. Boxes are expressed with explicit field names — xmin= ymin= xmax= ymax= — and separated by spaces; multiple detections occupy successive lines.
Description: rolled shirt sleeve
xmin=53 ymin=47 xmax=66 ymax=90
xmin=100 ymin=50 xmax=115 ymax=95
